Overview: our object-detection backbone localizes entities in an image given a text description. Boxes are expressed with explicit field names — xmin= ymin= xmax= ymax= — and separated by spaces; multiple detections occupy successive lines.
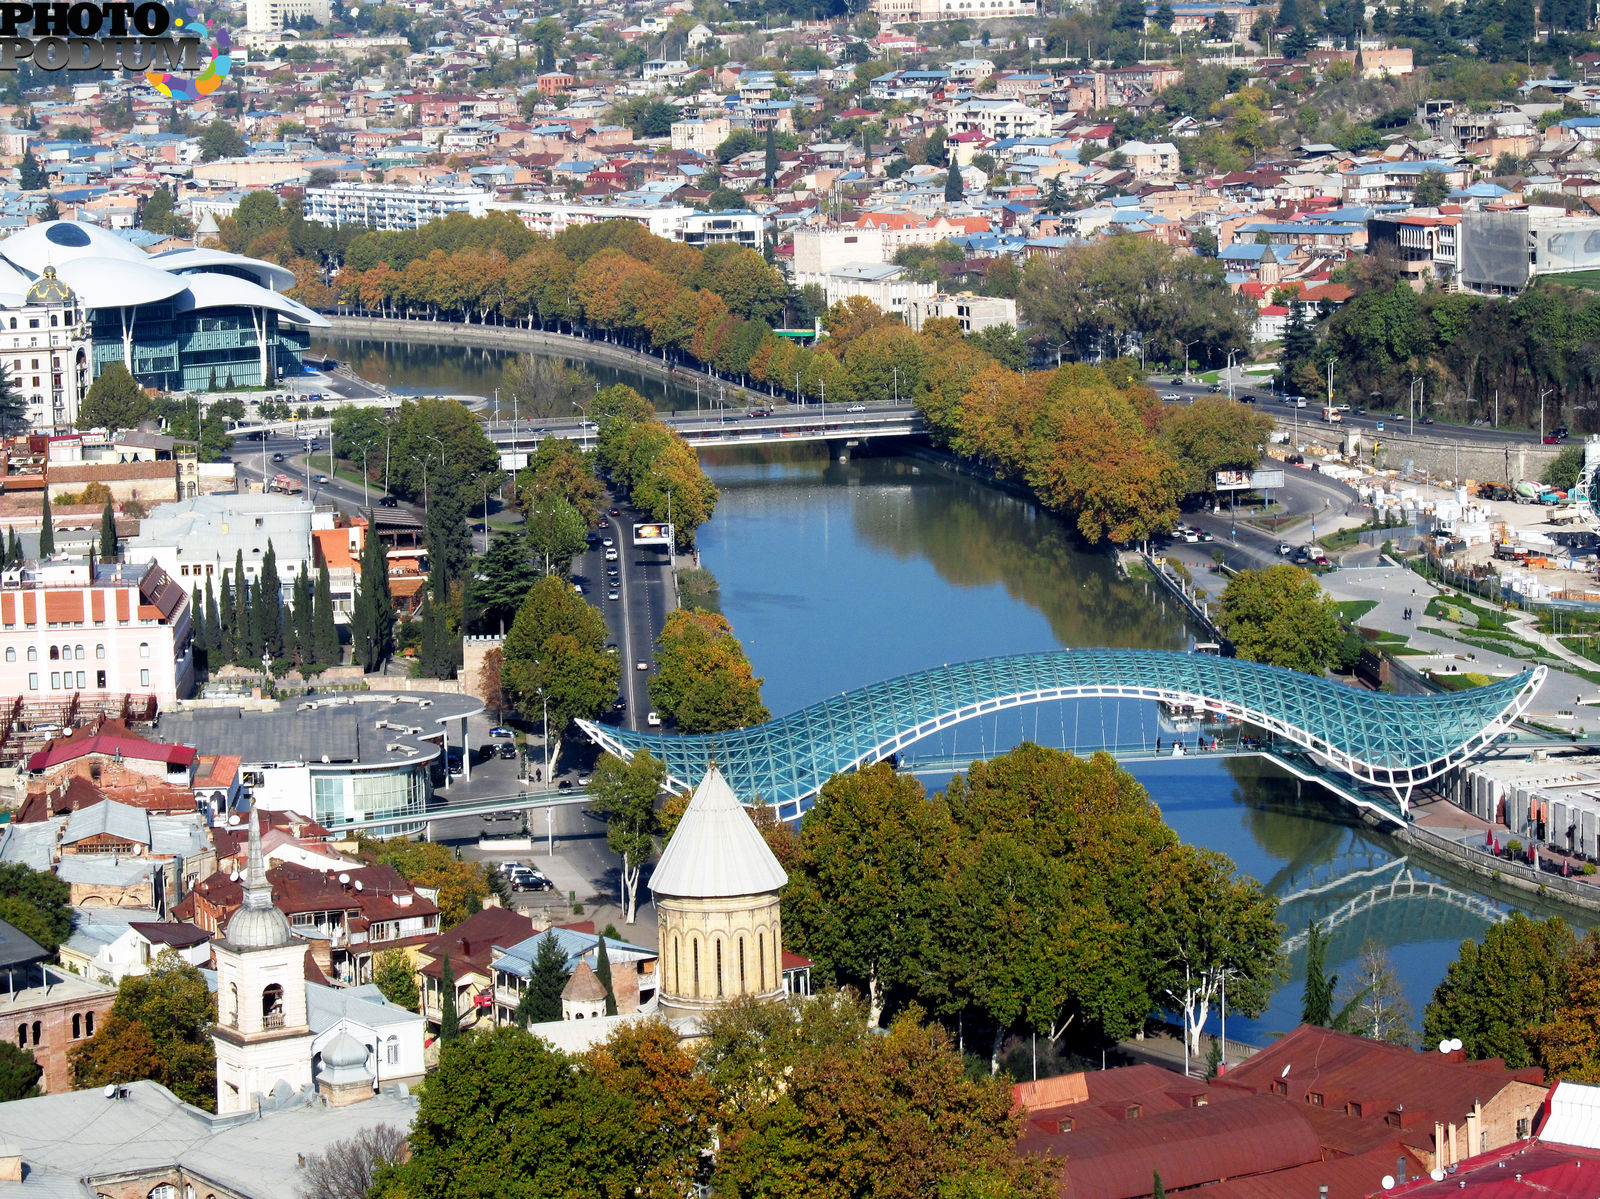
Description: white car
xmin=636 ymin=660 xmax=650 ymax=671
xmin=647 ymin=711 xmax=661 ymax=727
xmin=1162 ymin=393 xmax=1182 ymax=401
xmin=607 ymin=590 xmax=619 ymax=601
xmin=847 ymin=404 xmax=866 ymax=412
xmin=601 ymin=537 xmax=613 ymax=547
xmin=605 ymin=549 xmax=618 ymax=561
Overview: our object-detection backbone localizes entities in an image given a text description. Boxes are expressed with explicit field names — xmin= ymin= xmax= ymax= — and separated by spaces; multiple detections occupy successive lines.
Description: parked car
xmin=1162 ymin=393 xmax=1182 ymax=401
xmin=477 ymin=743 xmax=496 ymax=762
xmin=497 ymin=742 xmax=518 ymax=760
xmin=647 ymin=711 xmax=662 ymax=727
xmin=377 ymin=495 xmax=398 ymax=507
xmin=1278 ymin=543 xmax=1293 ymax=556
xmin=490 ymin=726 xmax=515 ymax=738
xmin=577 ymin=773 xmax=592 ymax=786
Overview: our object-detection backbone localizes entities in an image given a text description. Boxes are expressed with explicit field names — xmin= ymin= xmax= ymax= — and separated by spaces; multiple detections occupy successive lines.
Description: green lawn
xmin=1334 ymin=599 xmax=1377 ymax=623
xmin=1550 ymin=269 xmax=1600 ymax=292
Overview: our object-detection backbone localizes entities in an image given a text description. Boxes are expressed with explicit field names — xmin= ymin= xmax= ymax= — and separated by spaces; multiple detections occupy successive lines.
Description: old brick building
xmin=0 ymin=918 xmax=116 ymax=1094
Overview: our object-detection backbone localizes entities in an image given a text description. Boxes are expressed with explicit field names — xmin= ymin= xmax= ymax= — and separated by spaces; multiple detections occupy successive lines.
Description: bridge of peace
xmin=578 ymin=649 xmax=1548 ymax=827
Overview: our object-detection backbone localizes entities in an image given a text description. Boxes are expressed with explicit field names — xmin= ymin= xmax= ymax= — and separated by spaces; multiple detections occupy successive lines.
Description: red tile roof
xmin=28 ymin=726 xmax=196 ymax=772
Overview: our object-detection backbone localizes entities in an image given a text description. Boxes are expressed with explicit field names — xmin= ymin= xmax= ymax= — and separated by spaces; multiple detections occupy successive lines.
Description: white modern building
xmin=819 ymin=263 xmax=934 ymax=316
xmin=492 ymin=199 xmax=698 ymax=240
xmin=678 ymin=211 xmax=764 ymax=250
xmin=124 ymin=493 xmax=315 ymax=595
xmin=871 ymin=0 xmax=1036 ymax=21
xmin=305 ymin=183 xmax=492 ymax=231
xmin=945 ymin=98 xmax=1052 ymax=141
xmin=152 ymin=692 xmax=484 ymax=838
xmin=245 ymin=0 xmax=330 ymax=31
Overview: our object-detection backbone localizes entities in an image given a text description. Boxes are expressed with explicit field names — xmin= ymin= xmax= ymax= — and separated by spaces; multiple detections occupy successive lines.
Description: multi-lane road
xmin=576 ymin=501 xmax=675 ymax=733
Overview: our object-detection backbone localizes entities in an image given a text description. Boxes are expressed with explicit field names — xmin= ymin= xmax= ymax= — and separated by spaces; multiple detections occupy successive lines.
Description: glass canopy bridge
xmin=577 ymin=651 xmax=1545 ymax=827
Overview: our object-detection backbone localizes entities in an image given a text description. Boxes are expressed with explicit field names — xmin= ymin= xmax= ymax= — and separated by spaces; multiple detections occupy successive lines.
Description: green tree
xmin=198 ymin=120 xmax=249 ymax=161
xmin=595 ymin=937 xmax=617 ymax=1017
xmin=0 ymin=1041 xmax=40 ymax=1100
xmin=371 ymin=1026 xmax=636 ymax=1199
xmin=1216 ymin=564 xmax=1341 ymax=674
xmin=1545 ymin=443 xmax=1585 ymax=489
xmin=589 ymin=750 xmax=666 ymax=925
xmin=350 ymin=525 xmax=395 ymax=671
xmin=1412 ymin=167 xmax=1451 ymax=207
xmin=524 ymin=495 xmax=589 ymax=575
xmin=373 ymin=948 xmax=419 ymax=1012
xmin=468 ymin=530 xmax=541 ymax=634
xmin=944 ymin=165 xmax=964 ymax=203
xmin=78 ymin=363 xmax=152 ymax=432
xmin=649 ymin=609 xmax=768 ymax=733
xmin=1423 ymin=913 xmax=1575 ymax=1069
xmin=0 ymin=363 xmax=26 ymax=435
xmin=1152 ymin=1172 xmax=1167 ymax=1199
xmin=313 ymin=563 xmax=339 ymax=667
xmin=439 ymin=953 xmax=460 ymax=1041
xmin=1152 ymin=844 xmax=1285 ymax=1059
xmin=512 ymin=931 xmax=571 ymax=1025
xmin=67 ymin=951 xmax=217 ymax=1110
xmin=290 ymin=564 xmax=312 ymax=666
xmin=501 ymin=574 xmax=619 ymax=734
xmin=218 ymin=569 xmax=236 ymax=662
xmin=1156 ymin=397 xmax=1274 ymax=496
xmin=257 ymin=540 xmax=284 ymax=662
xmin=1301 ymin=920 xmax=1335 ymax=1026
xmin=16 ymin=148 xmax=43 ymax=190
xmin=141 ymin=184 xmax=192 ymax=236
xmin=37 ymin=491 xmax=53 ymax=557
xmin=99 ymin=500 xmax=117 ymax=560
xmin=764 ymin=125 xmax=779 ymax=188
xmin=0 ymin=863 xmax=71 ymax=952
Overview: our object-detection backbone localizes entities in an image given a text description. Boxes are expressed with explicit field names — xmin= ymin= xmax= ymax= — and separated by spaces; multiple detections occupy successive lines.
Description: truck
xmin=1322 ymin=406 xmax=1342 ymax=423
xmin=267 ymin=473 xmax=303 ymax=495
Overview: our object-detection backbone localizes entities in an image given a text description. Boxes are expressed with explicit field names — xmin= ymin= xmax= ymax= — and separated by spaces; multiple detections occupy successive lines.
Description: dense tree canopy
xmin=0 ymin=862 xmax=71 ymax=952
xmin=68 ymin=952 xmax=216 ymax=1109
xmin=501 ymin=574 xmax=619 ymax=731
xmin=650 ymin=609 xmax=768 ymax=733
xmin=1216 ymin=565 xmax=1343 ymax=674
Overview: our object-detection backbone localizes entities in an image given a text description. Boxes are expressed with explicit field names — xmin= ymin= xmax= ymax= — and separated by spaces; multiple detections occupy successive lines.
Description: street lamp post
xmin=1326 ymin=356 xmax=1336 ymax=415
xmin=1225 ymin=349 xmax=1237 ymax=400
xmin=1178 ymin=338 xmax=1197 ymax=380
xmin=1540 ymin=387 xmax=1556 ymax=443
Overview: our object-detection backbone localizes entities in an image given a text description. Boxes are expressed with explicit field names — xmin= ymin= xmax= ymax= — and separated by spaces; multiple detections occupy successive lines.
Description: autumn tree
xmin=356 ymin=837 xmax=501 ymax=926
xmin=68 ymin=951 xmax=217 ymax=1110
xmin=1216 ymin=565 xmax=1342 ymax=674
xmin=589 ymin=749 xmax=666 ymax=925
xmin=1155 ymin=397 xmax=1274 ymax=496
xmin=501 ymin=574 xmax=619 ymax=744
xmin=650 ymin=609 xmax=768 ymax=733
xmin=1535 ymin=928 xmax=1600 ymax=1081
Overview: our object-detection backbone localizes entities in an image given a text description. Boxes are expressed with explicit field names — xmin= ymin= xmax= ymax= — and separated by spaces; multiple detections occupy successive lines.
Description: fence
xmin=1396 ymin=821 xmax=1600 ymax=914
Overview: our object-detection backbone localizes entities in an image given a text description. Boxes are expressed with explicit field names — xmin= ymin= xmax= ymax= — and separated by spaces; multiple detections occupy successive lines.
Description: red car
xmin=1544 ymin=434 xmax=1564 ymax=444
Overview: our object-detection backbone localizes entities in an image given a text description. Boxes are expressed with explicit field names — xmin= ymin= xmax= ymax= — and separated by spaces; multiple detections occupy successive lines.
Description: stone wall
xmin=460 ymin=635 xmax=505 ymax=708
xmin=1284 ymin=419 xmax=1562 ymax=487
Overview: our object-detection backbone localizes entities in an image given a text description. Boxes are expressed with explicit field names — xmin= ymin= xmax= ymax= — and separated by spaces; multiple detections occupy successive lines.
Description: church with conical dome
xmin=211 ymin=804 xmax=315 ymax=1113
xmin=649 ymin=764 xmax=790 ymax=1019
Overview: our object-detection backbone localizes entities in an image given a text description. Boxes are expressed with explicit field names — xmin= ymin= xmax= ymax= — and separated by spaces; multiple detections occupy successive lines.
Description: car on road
xmin=613 ymin=697 xmax=627 ymax=711
xmin=377 ymin=495 xmax=398 ymax=507
xmin=607 ymin=566 xmax=618 ymax=577
xmin=490 ymin=726 xmax=515 ymax=738
xmin=1169 ymin=377 xmax=1184 ymax=385
xmin=1162 ymin=393 xmax=1182 ymax=401
xmin=577 ymin=773 xmax=592 ymax=786
xmin=847 ymin=404 xmax=866 ymax=412
xmin=272 ymin=452 xmax=284 ymax=463
xmin=1208 ymin=383 xmax=1223 ymax=393
xmin=558 ymin=779 xmax=573 ymax=790
xmin=605 ymin=549 xmax=618 ymax=561
xmin=1238 ymin=395 xmax=1257 ymax=403
xmin=605 ymin=642 xmax=618 ymax=654
xmin=1181 ymin=528 xmax=1200 ymax=542
xmin=636 ymin=660 xmax=649 ymax=671
xmin=748 ymin=408 xmax=773 ymax=417
xmin=497 ymin=742 xmax=518 ymax=759
xmin=1553 ymin=426 xmax=1570 ymax=439
xmin=647 ymin=711 xmax=661 ymax=727
xmin=1278 ymin=543 xmax=1293 ymax=556
xmin=609 ymin=508 xmax=620 ymax=516
xmin=1198 ymin=530 xmax=1214 ymax=541
xmin=476 ymin=743 xmax=496 ymax=762
xmin=601 ymin=537 xmax=613 ymax=547
xmin=316 ymin=474 xmax=328 ymax=484
xmin=1544 ymin=434 xmax=1564 ymax=444
xmin=607 ymin=589 xmax=619 ymax=601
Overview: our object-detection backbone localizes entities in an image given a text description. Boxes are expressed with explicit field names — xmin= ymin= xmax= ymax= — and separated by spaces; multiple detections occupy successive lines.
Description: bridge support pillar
xmin=827 ymin=439 xmax=850 ymax=463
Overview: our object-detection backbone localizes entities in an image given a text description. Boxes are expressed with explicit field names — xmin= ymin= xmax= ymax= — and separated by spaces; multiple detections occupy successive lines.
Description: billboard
xmin=632 ymin=523 xmax=674 ymax=546
xmin=1215 ymin=469 xmax=1286 ymax=492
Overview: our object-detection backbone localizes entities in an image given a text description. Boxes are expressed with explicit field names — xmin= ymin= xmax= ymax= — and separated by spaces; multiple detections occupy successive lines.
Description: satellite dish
xmin=230 ymin=871 xmax=241 ymax=881
xmin=1381 ymin=1177 xmax=1395 ymax=1191
xmin=1280 ymin=1064 xmax=1291 ymax=1078
xmin=1439 ymin=1039 xmax=1453 ymax=1053
xmin=338 ymin=873 xmax=350 ymax=884
xmin=1450 ymin=1038 xmax=1464 ymax=1052
xmin=227 ymin=813 xmax=241 ymax=826
xmin=354 ymin=880 xmax=363 ymax=891
xmin=1431 ymin=1169 xmax=1446 ymax=1182
xmin=103 ymin=1084 xmax=116 ymax=1098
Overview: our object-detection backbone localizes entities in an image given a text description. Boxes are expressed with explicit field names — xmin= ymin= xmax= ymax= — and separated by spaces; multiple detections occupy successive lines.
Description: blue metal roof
xmin=580 ymin=651 xmax=1542 ymax=821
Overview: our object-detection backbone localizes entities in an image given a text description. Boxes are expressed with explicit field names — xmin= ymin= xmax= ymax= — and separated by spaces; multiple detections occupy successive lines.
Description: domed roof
xmin=323 ymin=1030 xmax=368 ymax=1069
xmin=223 ymin=805 xmax=296 ymax=951
xmin=25 ymin=265 xmax=73 ymax=306
xmin=648 ymin=764 xmax=788 ymax=900
xmin=0 ymin=220 xmax=149 ymax=273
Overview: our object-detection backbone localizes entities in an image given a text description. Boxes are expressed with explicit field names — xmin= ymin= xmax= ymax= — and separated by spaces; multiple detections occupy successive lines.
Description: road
xmin=575 ymin=496 xmax=674 ymax=733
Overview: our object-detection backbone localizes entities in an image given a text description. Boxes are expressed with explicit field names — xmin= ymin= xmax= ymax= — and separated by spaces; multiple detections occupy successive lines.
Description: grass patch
xmin=1424 ymin=594 xmax=1512 ymax=631
xmin=1551 ymin=268 xmax=1600 ymax=292
xmin=1334 ymin=600 xmax=1378 ymax=623
xmin=1429 ymin=671 xmax=1495 ymax=691
xmin=679 ymin=566 xmax=721 ymax=614
xmin=1320 ymin=527 xmax=1364 ymax=551
xmin=1125 ymin=560 xmax=1155 ymax=581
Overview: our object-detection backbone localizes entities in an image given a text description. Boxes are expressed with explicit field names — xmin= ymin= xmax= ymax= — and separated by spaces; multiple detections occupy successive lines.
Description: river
xmin=327 ymin=334 xmax=1578 ymax=1049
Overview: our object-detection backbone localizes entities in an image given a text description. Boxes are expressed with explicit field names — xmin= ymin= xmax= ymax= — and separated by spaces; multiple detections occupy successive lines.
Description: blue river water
xmin=695 ymin=447 xmax=1546 ymax=1047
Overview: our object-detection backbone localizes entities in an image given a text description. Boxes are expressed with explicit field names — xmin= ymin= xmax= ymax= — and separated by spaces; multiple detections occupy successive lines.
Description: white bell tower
xmin=211 ymin=805 xmax=313 ymax=1113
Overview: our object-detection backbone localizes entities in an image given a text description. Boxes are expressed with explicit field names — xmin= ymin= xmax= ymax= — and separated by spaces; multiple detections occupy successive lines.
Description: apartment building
xmin=304 ymin=182 xmax=491 ymax=231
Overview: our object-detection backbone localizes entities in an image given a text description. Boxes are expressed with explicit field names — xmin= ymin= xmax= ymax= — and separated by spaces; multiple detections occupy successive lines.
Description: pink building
xmin=0 ymin=559 xmax=194 ymax=707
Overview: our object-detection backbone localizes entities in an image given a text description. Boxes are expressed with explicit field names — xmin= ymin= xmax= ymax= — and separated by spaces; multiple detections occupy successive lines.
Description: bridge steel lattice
xmin=577 ymin=650 xmax=1545 ymax=822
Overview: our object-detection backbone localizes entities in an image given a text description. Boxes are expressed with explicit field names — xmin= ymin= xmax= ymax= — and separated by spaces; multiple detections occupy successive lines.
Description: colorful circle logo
xmin=146 ymin=8 xmax=232 ymax=101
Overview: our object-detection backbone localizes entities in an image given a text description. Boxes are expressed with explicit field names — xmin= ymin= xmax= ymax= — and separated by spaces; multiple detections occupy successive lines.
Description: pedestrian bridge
xmin=577 ymin=650 xmax=1544 ymax=823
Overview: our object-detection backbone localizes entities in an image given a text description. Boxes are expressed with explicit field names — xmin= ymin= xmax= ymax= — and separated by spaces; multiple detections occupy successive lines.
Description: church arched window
xmin=738 ymin=937 xmax=747 ymax=994
xmin=262 ymin=983 xmax=284 ymax=1028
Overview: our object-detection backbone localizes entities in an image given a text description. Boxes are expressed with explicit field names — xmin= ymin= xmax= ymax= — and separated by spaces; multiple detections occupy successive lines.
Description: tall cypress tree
xmin=37 ymin=492 xmax=53 ymax=556
xmin=245 ymin=575 xmax=264 ymax=662
xmin=258 ymin=541 xmax=283 ymax=660
xmin=438 ymin=953 xmax=459 ymax=1042
xmin=2 ymin=526 xmax=14 ymax=568
xmin=763 ymin=125 xmax=778 ymax=188
xmin=944 ymin=163 xmax=964 ymax=203
xmin=217 ymin=571 xmax=235 ymax=661
xmin=190 ymin=585 xmax=207 ymax=663
xmin=313 ymin=562 xmax=339 ymax=667
xmin=99 ymin=501 xmax=117 ymax=560
xmin=1302 ymin=921 xmax=1336 ymax=1027
xmin=351 ymin=528 xmax=394 ymax=673
xmin=291 ymin=563 xmax=313 ymax=666
xmin=204 ymin=577 xmax=220 ymax=661
xmin=595 ymin=937 xmax=617 ymax=1017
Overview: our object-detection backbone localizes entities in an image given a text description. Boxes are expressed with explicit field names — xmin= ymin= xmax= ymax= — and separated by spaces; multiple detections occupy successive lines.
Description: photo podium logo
xmin=0 ymin=2 xmax=232 ymax=99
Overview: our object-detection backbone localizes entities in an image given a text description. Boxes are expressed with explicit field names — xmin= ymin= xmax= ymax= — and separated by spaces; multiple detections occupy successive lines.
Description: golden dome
xmin=25 ymin=265 xmax=73 ymax=306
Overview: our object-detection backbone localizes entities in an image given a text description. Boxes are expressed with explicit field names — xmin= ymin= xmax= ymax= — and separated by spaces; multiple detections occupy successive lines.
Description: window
xmin=139 ymin=642 xmax=150 ymax=658
xmin=30 ymin=1020 xmax=39 ymax=1045
xmin=3 ymin=648 xmax=11 ymax=663
xmin=148 ymin=1186 xmax=177 ymax=1199
xmin=95 ymin=644 xmax=104 ymax=659
xmin=1272 ymin=1080 xmax=1288 ymax=1096
xmin=1308 ymin=1092 xmax=1324 ymax=1107
xmin=140 ymin=668 xmax=150 ymax=687
xmin=1517 ymin=1118 xmax=1531 ymax=1139
xmin=15 ymin=1023 xmax=24 ymax=1046
xmin=76 ymin=671 xmax=85 ymax=688
xmin=74 ymin=645 xmax=83 ymax=660
xmin=50 ymin=672 xmax=59 ymax=688
xmin=387 ymin=1035 xmax=399 ymax=1065
xmin=27 ymin=673 xmax=36 ymax=690
xmin=48 ymin=646 xmax=57 ymax=660
xmin=96 ymin=670 xmax=105 ymax=688
xmin=25 ymin=647 xmax=34 ymax=661
xmin=262 ymin=983 xmax=285 ymax=1029
xmin=72 ymin=1013 xmax=80 ymax=1038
